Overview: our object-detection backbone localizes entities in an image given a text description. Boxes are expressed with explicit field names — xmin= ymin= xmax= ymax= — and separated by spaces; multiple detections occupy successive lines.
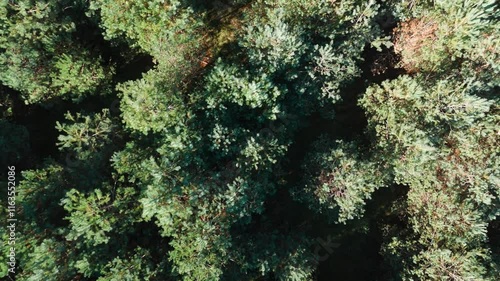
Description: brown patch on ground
xmin=393 ymin=18 xmax=438 ymax=73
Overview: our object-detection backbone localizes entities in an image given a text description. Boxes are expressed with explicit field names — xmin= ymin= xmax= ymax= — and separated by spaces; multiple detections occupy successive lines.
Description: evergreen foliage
xmin=0 ymin=0 xmax=498 ymax=280
xmin=0 ymin=0 xmax=113 ymax=104
xmin=296 ymin=138 xmax=390 ymax=223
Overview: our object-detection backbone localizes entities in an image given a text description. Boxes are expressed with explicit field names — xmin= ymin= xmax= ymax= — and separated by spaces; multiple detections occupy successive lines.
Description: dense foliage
xmin=1 ymin=0 xmax=498 ymax=280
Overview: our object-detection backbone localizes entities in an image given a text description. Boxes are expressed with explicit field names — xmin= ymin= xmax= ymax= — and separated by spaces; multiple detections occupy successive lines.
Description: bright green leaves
xmin=203 ymin=61 xmax=283 ymax=110
xmin=0 ymin=229 xmax=8 ymax=278
xmin=139 ymin=178 xmax=230 ymax=280
xmin=391 ymin=176 xmax=498 ymax=280
xmin=241 ymin=8 xmax=305 ymax=72
xmin=139 ymin=181 xmax=192 ymax=237
xmin=118 ymin=69 xmax=188 ymax=135
xmin=412 ymin=248 xmax=493 ymax=281
xmin=0 ymin=0 xmax=113 ymax=104
xmin=61 ymin=183 xmax=142 ymax=246
xmin=308 ymin=42 xmax=362 ymax=102
xmin=20 ymin=239 xmax=73 ymax=281
xmin=96 ymin=248 xmax=156 ymax=281
xmin=90 ymin=0 xmax=207 ymax=109
xmin=168 ymin=223 xmax=229 ymax=281
xmin=361 ymin=75 xmax=436 ymax=162
xmin=56 ymin=109 xmax=116 ymax=157
xmin=90 ymin=0 xmax=205 ymax=63
xmin=50 ymin=52 xmax=109 ymax=99
xmin=0 ymin=1 xmax=74 ymax=51
xmin=239 ymin=0 xmax=380 ymax=104
xmin=360 ymin=74 xmax=497 ymax=189
xmin=238 ymin=135 xmax=287 ymax=172
xmin=61 ymin=189 xmax=114 ymax=246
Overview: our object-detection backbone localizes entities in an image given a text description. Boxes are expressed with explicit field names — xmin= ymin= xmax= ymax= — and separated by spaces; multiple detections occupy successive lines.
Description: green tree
xmin=0 ymin=0 xmax=113 ymax=104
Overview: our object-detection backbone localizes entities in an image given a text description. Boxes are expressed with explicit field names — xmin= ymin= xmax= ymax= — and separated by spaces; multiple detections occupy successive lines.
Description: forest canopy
xmin=0 ymin=0 xmax=499 ymax=280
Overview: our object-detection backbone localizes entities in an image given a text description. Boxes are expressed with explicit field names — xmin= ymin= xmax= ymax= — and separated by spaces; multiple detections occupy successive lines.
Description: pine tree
xmin=0 ymin=0 xmax=114 ymax=104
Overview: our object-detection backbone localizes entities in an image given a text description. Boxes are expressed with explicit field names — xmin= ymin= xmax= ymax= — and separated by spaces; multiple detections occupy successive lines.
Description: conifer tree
xmin=0 ymin=0 xmax=113 ymax=104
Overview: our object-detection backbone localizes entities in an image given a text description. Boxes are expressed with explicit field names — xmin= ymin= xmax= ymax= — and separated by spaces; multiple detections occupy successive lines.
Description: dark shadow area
xmin=487 ymin=218 xmax=500 ymax=257
xmin=315 ymin=184 xmax=408 ymax=281
xmin=8 ymin=86 xmax=61 ymax=167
